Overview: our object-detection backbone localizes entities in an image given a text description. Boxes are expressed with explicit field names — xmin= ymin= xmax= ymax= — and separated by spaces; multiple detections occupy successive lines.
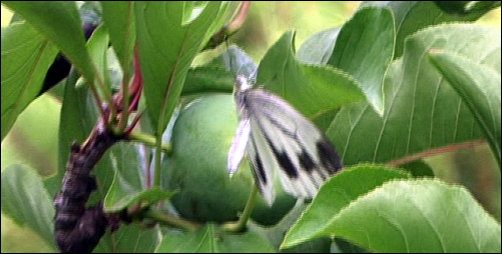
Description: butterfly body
xmin=228 ymin=75 xmax=343 ymax=205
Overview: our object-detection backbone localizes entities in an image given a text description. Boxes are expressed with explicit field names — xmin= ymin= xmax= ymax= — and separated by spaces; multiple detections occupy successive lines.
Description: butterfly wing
xmin=241 ymin=88 xmax=343 ymax=205
xmin=228 ymin=118 xmax=251 ymax=175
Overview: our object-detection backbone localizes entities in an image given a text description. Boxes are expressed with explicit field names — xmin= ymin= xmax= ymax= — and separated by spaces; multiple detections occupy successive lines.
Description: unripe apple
xmin=163 ymin=94 xmax=296 ymax=225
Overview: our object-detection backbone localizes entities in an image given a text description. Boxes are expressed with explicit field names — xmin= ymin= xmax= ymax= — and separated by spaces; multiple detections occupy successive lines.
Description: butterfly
xmin=227 ymin=75 xmax=343 ymax=206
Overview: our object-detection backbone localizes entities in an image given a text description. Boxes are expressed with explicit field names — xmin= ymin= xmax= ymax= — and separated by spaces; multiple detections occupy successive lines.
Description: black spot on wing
xmin=298 ymin=150 xmax=316 ymax=172
xmin=254 ymin=153 xmax=267 ymax=184
xmin=263 ymin=135 xmax=299 ymax=179
xmin=317 ymin=139 xmax=343 ymax=174
xmin=249 ymin=135 xmax=267 ymax=185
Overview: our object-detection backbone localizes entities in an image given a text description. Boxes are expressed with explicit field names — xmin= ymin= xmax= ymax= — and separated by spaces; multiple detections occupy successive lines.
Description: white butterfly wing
xmin=228 ymin=118 xmax=251 ymax=175
xmin=240 ymin=88 xmax=342 ymax=205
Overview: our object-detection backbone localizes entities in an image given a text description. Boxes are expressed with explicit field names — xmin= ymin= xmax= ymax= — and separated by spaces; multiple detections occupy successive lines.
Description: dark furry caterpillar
xmin=53 ymin=118 xmax=119 ymax=253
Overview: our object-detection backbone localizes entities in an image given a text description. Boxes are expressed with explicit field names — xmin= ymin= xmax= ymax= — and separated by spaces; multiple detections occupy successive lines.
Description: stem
xmin=222 ymin=183 xmax=259 ymax=232
xmin=91 ymin=61 xmax=116 ymax=118
xmin=226 ymin=1 xmax=251 ymax=33
xmin=153 ymin=137 xmax=162 ymax=188
xmin=127 ymin=131 xmax=172 ymax=154
xmin=143 ymin=209 xmax=201 ymax=232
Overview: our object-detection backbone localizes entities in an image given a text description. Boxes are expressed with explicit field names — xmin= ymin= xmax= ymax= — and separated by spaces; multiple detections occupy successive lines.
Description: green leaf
xmin=156 ymin=224 xmax=275 ymax=253
xmin=44 ymin=69 xmax=100 ymax=197
xmin=399 ymin=160 xmax=436 ymax=177
xmin=323 ymin=180 xmax=500 ymax=252
xmin=105 ymin=185 xmax=176 ymax=212
xmin=361 ymin=1 xmax=490 ymax=58
xmin=1 ymin=22 xmax=59 ymax=141
xmin=282 ymin=165 xmax=411 ymax=248
xmin=297 ymin=27 xmax=339 ymax=65
xmin=87 ymin=23 xmax=112 ymax=98
xmin=200 ymin=1 xmax=232 ymax=45
xmin=181 ymin=67 xmax=235 ymax=96
xmin=429 ymin=52 xmax=501 ymax=167
xmin=257 ymin=31 xmax=367 ymax=118
xmin=93 ymin=223 xmax=161 ymax=253
xmin=2 ymin=1 xmax=97 ymax=88
xmin=135 ymin=1 xmax=228 ymax=135
xmin=101 ymin=1 xmax=136 ymax=74
xmin=328 ymin=24 xmax=496 ymax=166
xmin=1 ymin=164 xmax=56 ymax=251
xmin=328 ymin=7 xmax=395 ymax=114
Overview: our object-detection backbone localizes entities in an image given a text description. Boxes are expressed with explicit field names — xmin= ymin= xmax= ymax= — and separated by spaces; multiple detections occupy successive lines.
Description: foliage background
xmin=1 ymin=1 xmax=500 ymax=253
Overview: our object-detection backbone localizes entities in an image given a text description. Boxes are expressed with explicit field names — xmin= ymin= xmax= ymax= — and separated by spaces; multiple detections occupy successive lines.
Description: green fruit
xmin=163 ymin=94 xmax=296 ymax=225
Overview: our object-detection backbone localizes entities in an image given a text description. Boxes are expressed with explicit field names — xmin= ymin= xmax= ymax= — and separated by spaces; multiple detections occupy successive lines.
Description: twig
xmin=53 ymin=113 xmax=121 ymax=253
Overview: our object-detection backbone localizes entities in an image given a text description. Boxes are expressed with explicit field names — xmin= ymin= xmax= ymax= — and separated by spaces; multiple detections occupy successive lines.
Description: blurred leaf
xmin=297 ymin=27 xmax=340 ymax=65
xmin=135 ymin=1 xmax=229 ymax=135
xmin=101 ymin=1 xmax=136 ymax=74
xmin=332 ymin=237 xmax=370 ymax=253
xmin=434 ymin=1 xmax=501 ymax=16
xmin=328 ymin=24 xmax=496 ymax=166
xmin=328 ymin=7 xmax=394 ymax=114
xmin=44 ymin=68 xmax=99 ymax=197
xmin=323 ymin=180 xmax=500 ymax=252
xmin=1 ymin=22 xmax=59 ymax=141
xmin=181 ymin=67 xmax=235 ymax=96
xmin=156 ymin=224 xmax=275 ymax=253
xmin=105 ymin=185 xmax=175 ymax=212
xmin=280 ymin=237 xmax=332 ymax=253
xmin=207 ymin=45 xmax=258 ymax=79
xmin=361 ymin=1 xmax=492 ymax=58
xmin=3 ymin=1 xmax=97 ymax=88
xmin=87 ymin=23 xmax=111 ymax=98
xmin=399 ymin=160 xmax=436 ymax=177
xmin=257 ymin=31 xmax=367 ymax=118
xmin=1 ymin=164 xmax=56 ymax=250
xmin=311 ymin=108 xmax=340 ymax=132
xmin=93 ymin=223 xmax=161 ymax=253
xmin=200 ymin=2 xmax=232 ymax=45
xmin=247 ymin=200 xmax=309 ymax=250
xmin=283 ymin=165 xmax=411 ymax=248
xmin=429 ymin=52 xmax=501 ymax=166
xmin=181 ymin=45 xmax=258 ymax=97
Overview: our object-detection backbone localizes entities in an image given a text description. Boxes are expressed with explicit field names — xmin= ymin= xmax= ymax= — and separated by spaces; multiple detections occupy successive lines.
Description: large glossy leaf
xmin=135 ymin=1 xmax=230 ymax=136
xmin=1 ymin=22 xmax=59 ymax=141
xmin=328 ymin=24 xmax=497 ymax=166
xmin=297 ymin=27 xmax=340 ymax=65
xmin=101 ymin=1 xmax=136 ymax=74
xmin=282 ymin=165 xmax=411 ymax=248
xmin=156 ymin=224 xmax=275 ymax=253
xmin=361 ymin=1 xmax=492 ymax=59
xmin=328 ymin=7 xmax=394 ymax=114
xmin=429 ymin=52 xmax=501 ymax=166
xmin=2 ymin=1 xmax=97 ymax=87
xmin=257 ymin=31 xmax=367 ymax=118
xmin=289 ymin=179 xmax=501 ymax=252
xmin=1 ymin=164 xmax=56 ymax=251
